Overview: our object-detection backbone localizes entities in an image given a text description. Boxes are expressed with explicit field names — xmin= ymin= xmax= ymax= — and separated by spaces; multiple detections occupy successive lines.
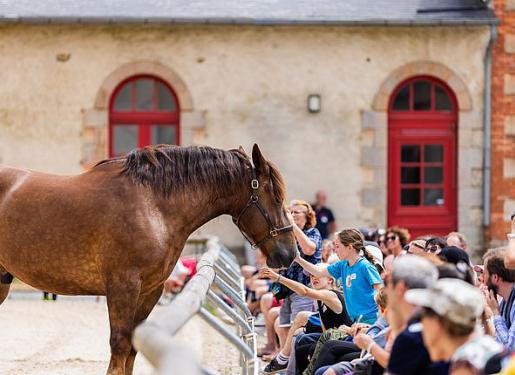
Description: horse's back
xmin=0 ymin=166 xmax=126 ymax=294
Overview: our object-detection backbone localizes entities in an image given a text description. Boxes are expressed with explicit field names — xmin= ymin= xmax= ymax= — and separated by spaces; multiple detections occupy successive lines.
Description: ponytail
xmin=362 ymin=246 xmax=385 ymax=275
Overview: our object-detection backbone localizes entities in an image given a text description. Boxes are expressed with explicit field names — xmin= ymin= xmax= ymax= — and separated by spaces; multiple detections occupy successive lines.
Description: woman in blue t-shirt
xmin=295 ymin=228 xmax=382 ymax=324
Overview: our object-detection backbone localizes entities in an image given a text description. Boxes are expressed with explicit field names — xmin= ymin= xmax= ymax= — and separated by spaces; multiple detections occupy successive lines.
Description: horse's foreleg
xmin=105 ymin=278 xmax=142 ymax=375
xmin=125 ymin=285 xmax=164 ymax=375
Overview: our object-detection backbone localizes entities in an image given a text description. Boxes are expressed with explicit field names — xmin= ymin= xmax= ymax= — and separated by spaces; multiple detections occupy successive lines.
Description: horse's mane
xmin=94 ymin=145 xmax=286 ymax=201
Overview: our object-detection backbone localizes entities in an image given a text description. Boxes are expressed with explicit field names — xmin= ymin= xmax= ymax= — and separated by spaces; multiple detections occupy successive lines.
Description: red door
xmin=388 ymin=77 xmax=457 ymax=238
xmin=109 ymin=75 xmax=180 ymax=157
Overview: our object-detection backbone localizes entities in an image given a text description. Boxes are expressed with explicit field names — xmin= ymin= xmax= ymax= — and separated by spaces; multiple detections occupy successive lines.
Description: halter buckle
xmin=251 ymin=179 xmax=259 ymax=189
xmin=270 ymin=229 xmax=279 ymax=237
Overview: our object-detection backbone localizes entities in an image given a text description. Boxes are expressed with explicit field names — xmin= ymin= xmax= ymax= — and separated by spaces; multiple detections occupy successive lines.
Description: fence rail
xmin=133 ymin=237 xmax=258 ymax=375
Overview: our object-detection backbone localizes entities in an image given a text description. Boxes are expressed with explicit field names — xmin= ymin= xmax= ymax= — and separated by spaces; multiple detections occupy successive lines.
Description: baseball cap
xmin=404 ymin=278 xmax=483 ymax=326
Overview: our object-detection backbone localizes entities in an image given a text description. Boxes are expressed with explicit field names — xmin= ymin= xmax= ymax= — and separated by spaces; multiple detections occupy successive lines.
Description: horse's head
xmin=233 ymin=144 xmax=297 ymax=269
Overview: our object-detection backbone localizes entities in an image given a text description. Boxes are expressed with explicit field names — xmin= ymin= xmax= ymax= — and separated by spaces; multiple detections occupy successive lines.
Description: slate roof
xmin=0 ymin=0 xmax=497 ymax=26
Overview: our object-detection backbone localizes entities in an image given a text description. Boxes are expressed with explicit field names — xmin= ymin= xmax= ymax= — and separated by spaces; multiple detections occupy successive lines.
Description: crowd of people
xmin=240 ymin=190 xmax=515 ymax=375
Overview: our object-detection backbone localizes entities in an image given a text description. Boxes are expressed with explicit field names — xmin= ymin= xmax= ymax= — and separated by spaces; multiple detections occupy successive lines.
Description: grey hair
xmin=392 ymin=255 xmax=438 ymax=290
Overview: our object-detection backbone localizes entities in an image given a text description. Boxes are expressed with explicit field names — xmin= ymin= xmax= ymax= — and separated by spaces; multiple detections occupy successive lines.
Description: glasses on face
xmin=386 ymin=235 xmax=397 ymax=242
xmin=291 ymin=210 xmax=307 ymax=215
xmin=426 ymin=245 xmax=438 ymax=253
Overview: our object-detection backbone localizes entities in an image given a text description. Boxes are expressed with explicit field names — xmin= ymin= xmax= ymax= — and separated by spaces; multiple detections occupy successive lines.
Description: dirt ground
xmin=0 ymin=292 xmax=241 ymax=375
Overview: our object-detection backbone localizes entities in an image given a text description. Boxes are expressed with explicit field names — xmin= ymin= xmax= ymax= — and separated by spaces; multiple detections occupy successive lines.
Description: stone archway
xmin=80 ymin=61 xmax=205 ymax=168
xmin=360 ymin=61 xmax=483 ymax=250
xmin=372 ymin=61 xmax=472 ymax=112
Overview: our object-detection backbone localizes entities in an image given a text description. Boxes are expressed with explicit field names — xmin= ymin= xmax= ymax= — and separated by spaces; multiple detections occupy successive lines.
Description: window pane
xmin=113 ymin=125 xmax=138 ymax=155
xmin=157 ymin=82 xmax=176 ymax=111
xmin=135 ymin=79 xmax=154 ymax=111
xmin=151 ymin=125 xmax=176 ymax=145
xmin=435 ymin=85 xmax=452 ymax=111
xmin=114 ymin=83 xmax=132 ymax=111
xmin=401 ymin=145 xmax=421 ymax=162
xmin=424 ymin=188 xmax=444 ymax=206
xmin=413 ymin=81 xmax=431 ymax=111
xmin=392 ymin=84 xmax=410 ymax=111
xmin=424 ymin=145 xmax=443 ymax=162
xmin=401 ymin=167 xmax=420 ymax=184
xmin=424 ymin=167 xmax=443 ymax=184
xmin=401 ymin=188 xmax=420 ymax=206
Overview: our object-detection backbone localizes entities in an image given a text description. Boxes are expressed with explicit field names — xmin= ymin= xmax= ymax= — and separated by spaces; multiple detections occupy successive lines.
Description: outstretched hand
xmin=260 ymin=267 xmax=279 ymax=281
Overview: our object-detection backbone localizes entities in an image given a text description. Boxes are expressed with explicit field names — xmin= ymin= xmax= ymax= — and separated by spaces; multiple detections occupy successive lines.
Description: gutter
xmin=483 ymin=24 xmax=497 ymax=228
xmin=0 ymin=16 xmax=500 ymax=26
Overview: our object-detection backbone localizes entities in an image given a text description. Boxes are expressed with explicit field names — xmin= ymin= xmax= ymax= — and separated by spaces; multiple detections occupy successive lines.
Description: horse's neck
xmin=158 ymin=181 xmax=248 ymax=236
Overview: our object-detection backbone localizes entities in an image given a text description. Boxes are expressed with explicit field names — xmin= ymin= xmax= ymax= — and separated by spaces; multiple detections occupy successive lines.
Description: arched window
xmin=109 ymin=76 xmax=179 ymax=156
xmin=391 ymin=79 xmax=453 ymax=112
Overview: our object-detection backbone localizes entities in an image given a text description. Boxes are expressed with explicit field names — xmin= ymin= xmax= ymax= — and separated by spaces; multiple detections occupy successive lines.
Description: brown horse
xmin=0 ymin=144 xmax=296 ymax=375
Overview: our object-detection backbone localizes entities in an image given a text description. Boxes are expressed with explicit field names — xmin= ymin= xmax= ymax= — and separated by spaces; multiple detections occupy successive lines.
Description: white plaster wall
xmin=0 ymin=25 xmax=489 ymax=249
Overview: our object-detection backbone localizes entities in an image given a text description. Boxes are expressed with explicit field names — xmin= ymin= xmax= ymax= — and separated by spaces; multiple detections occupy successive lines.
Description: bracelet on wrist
xmin=277 ymin=275 xmax=282 ymax=283
xmin=508 ymin=233 xmax=515 ymax=240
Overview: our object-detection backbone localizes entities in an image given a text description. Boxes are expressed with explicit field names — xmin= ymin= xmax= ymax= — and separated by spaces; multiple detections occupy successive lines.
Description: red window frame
xmin=109 ymin=75 xmax=180 ymax=157
xmin=387 ymin=76 xmax=458 ymax=237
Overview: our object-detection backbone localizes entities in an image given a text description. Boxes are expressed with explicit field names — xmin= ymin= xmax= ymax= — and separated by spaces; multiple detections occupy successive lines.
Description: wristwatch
xmin=508 ymin=233 xmax=515 ymax=240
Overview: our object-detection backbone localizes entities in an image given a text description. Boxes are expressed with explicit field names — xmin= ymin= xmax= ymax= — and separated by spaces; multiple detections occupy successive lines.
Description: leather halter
xmin=232 ymin=168 xmax=293 ymax=249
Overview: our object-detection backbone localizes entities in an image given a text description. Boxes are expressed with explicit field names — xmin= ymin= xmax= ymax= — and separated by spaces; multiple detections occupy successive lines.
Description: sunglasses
xmin=426 ymin=245 xmax=438 ymax=253
xmin=386 ymin=235 xmax=397 ymax=242
xmin=291 ymin=210 xmax=307 ymax=215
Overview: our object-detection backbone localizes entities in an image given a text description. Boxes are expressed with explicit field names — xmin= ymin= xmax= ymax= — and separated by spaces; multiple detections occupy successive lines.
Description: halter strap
xmin=233 ymin=168 xmax=293 ymax=249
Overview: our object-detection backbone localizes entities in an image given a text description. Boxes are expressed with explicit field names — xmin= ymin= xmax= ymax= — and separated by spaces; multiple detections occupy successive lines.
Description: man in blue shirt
xmin=483 ymin=247 xmax=515 ymax=350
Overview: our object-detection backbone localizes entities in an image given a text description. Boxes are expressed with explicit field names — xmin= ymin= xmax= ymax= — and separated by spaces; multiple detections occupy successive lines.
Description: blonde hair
xmin=289 ymin=200 xmax=317 ymax=229
xmin=374 ymin=287 xmax=388 ymax=310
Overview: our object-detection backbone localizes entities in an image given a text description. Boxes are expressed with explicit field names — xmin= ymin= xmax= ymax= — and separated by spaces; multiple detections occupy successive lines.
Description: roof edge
xmin=0 ymin=16 xmax=499 ymax=27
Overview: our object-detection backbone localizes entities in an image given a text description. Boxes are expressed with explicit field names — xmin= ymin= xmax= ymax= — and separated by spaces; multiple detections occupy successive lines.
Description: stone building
xmin=491 ymin=0 xmax=515 ymax=247
xmin=0 ymin=1 xmax=499 ymax=253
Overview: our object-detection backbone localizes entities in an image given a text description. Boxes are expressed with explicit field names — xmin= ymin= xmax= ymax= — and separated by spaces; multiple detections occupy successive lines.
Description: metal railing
xmin=133 ymin=237 xmax=258 ymax=375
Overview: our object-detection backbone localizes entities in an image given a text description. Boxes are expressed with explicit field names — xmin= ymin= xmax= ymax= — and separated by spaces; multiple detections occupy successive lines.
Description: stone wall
xmin=0 ymin=24 xmax=489 ymax=250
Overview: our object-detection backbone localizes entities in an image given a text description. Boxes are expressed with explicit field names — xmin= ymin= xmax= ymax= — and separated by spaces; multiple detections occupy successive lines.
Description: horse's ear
xmin=238 ymin=145 xmax=247 ymax=156
xmin=252 ymin=144 xmax=268 ymax=175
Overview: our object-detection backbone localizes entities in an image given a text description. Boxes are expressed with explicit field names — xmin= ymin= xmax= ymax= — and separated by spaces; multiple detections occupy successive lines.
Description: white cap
xmin=405 ymin=278 xmax=483 ymax=326
xmin=365 ymin=244 xmax=384 ymax=265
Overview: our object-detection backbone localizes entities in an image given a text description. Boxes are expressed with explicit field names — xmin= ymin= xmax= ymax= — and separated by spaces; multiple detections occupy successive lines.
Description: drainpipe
xmin=483 ymin=24 xmax=497 ymax=231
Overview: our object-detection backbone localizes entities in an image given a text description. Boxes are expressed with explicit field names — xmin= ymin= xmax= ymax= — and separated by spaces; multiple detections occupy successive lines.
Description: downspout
xmin=483 ymin=24 xmax=497 ymax=231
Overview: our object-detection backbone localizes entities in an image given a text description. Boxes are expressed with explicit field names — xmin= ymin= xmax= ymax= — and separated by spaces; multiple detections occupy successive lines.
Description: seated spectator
xmin=438 ymin=246 xmax=474 ymax=284
xmin=321 ymin=240 xmax=334 ymax=263
xmin=384 ymin=227 xmax=410 ymax=258
xmin=242 ymin=249 xmax=270 ymax=315
xmin=424 ymin=237 xmax=447 ymax=255
xmin=314 ymin=287 xmax=391 ymax=375
xmin=446 ymin=231 xmax=469 ymax=252
xmin=382 ymin=227 xmax=410 ymax=271
xmin=405 ymin=278 xmax=504 ymax=375
xmin=482 ymin=247 xmax=515 ymax=350
xmin=376 ymin=230 xmax=388 ymax=258
xmin=407 ymin=239 xmax=426 ymax=255
xmin=385 ymin=255 xmax=449 ymax=375
xmin=260 ymin=265 xmax=352 ymax=374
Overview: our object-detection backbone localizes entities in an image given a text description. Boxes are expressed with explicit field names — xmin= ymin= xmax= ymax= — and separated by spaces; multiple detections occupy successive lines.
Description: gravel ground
xmin=0 ymin=292 xmax=242 ymax=374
